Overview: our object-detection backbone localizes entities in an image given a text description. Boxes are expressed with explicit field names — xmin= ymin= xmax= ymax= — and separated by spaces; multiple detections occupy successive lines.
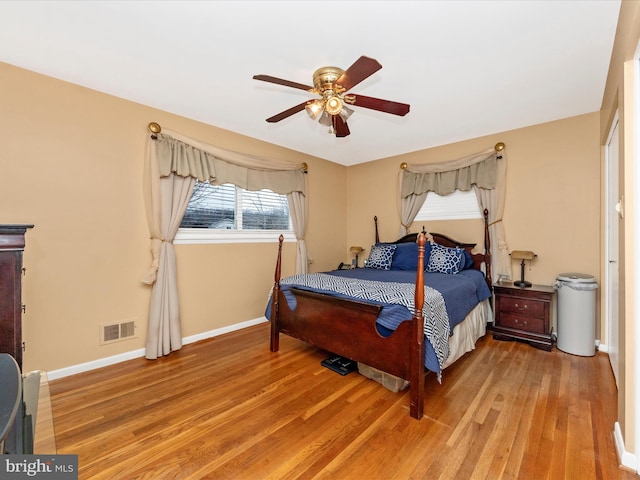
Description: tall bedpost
xmin=410 ymin=233 xmax=426 ymax=419
xmin=270 ymin=234 xmax=284 ymax=352
xmin=483 ymin=209 xmax=492 ymax=287
xmin=374 ymin=216 xmax=379 ymax=244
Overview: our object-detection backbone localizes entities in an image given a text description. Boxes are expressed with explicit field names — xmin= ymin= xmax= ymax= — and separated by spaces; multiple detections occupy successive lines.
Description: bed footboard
xmin=270 ymin=234 xmax=428 ymax=419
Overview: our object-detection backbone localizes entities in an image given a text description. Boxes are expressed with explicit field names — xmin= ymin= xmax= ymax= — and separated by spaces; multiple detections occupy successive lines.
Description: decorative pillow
xmin=461 ymin=249 xmax=475 ymax=270
xmin=391 ymin=241 xmax=432 ymax=270
xmin=365 ymin=243 xmax=397 ymax=270
xmin=427 ymin=242 xmax=465 ymax=274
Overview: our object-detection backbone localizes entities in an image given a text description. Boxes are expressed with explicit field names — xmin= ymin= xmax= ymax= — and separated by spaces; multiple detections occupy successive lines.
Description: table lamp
xmin=510 ymin=250 xmax=537 ymax=288
xmin=350 ymin=246 xmax=365 ymax=268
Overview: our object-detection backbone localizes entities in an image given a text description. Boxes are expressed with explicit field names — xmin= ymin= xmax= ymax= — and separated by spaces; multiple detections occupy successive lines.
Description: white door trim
xmin=604 ymin=112 xmax=620 ymax=385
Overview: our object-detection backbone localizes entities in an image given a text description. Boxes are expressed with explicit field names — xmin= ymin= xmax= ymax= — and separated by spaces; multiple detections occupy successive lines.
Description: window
xmin=175 ymin=182 xmax=294 ymax=244
xmin=414 ymin=189 xmax=482 ymax=221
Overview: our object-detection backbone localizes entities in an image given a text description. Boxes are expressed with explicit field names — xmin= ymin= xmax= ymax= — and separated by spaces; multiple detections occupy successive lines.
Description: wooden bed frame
xmin=269 ymin=210 xmax=492 ymax=419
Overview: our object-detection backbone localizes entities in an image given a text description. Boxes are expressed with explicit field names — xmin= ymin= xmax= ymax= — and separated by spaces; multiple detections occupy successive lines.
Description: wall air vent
xmin=100 ymin=320 xmax=137 ymax=345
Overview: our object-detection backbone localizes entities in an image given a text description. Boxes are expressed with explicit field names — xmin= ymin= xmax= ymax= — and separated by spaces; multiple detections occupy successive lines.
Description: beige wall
xmin=347 ymin=113 xmax=601 ymax=302
xmin=0 ymin=62 xmax=347 ymax=372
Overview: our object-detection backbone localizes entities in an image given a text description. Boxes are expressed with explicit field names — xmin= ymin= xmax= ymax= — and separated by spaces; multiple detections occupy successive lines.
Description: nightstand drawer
xmin=499 ymin=297 xmax=545 ymax=317
xmin=498 ymin=313 xmax=545 ymax=334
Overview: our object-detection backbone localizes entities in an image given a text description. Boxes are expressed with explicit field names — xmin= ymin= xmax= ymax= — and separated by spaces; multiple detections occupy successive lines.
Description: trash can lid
xmin=556 ymin=272 xmax=596 ymax=283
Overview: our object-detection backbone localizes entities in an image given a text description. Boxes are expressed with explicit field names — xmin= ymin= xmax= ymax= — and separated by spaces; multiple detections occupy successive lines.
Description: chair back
xmin=0 ymin=353 xmax=22 ymax=454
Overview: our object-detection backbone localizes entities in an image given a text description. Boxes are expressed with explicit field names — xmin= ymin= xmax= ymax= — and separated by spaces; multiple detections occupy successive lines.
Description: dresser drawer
xmin=497 ymin=313 xmax=545 ymax=334
xmin=499 ymin=297 xmax=545 ymax=317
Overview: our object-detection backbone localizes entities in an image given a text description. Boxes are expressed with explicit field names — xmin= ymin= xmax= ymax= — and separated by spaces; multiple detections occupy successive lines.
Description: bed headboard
xmin=374 ymin=216 xmax=423 ymax=245
xmin=374 ymin=210 xmax=492 ymax=287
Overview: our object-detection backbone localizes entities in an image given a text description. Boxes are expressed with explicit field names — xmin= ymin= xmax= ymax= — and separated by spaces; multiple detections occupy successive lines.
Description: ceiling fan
xmin=253 ymin=56 xmax=410 ymax=138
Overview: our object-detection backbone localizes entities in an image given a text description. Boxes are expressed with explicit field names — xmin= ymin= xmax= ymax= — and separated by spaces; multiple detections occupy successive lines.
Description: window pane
xmin=180 ymin=182 xmax=235 ymax=228
xmin=241 ymin=189 xmax=290 ymax=230
xmin=179 ymin=182 xmax=291 ymax=231
xmin=414 ymin=190 xmax=481 ymax=221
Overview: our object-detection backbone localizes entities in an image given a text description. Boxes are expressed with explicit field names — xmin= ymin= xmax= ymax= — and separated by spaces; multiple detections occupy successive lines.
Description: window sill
xmin=174 ymin=228 xmax=296 ymax=245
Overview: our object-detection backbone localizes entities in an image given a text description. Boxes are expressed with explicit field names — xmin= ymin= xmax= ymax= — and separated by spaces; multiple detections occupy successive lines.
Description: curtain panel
xmin=142 ymin=130 xmax=308 ymax=359
xmin=398 ymin=147 xmax=510 ymax=282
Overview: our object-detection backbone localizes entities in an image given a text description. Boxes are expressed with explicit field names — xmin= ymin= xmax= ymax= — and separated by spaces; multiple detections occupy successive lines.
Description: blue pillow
xmin=391 ymin=241 xmax=432 ymax=270
xmin=462 ymin=249 xmax=475 ymax=270
xmin=427 ymin=242 xmax=465 ymax=274
xmin=365 ymin=243 xmax=397 ymax=270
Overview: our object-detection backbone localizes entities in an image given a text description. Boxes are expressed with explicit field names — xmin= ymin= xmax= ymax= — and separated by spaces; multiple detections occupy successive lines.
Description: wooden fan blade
xmin=253 ymin=74 xmax=314 ymax=91
xmin=345 ymin=94 xmax=410 ymax=116
xmin=265 ymin=101 xmax=309 ymax=123
xmin=337 ymin=56 xmax=382 ymax=92
xmin=332 ymin=115 xmax=350 ymax=138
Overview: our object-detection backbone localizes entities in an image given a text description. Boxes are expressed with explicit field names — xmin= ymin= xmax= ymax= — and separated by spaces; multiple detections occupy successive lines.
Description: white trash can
xmin=554 ymin=273 xmax=598 ymax=356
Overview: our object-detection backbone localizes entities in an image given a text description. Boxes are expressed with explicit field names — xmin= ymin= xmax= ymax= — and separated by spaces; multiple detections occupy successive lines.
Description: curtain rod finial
xmin=494 ymin=142 xmax=505 ymax=152
xmin=400 ymin=162 xmax=408 ymax=170
xmin=148 ymin=122 xmax=161 ymax=138
xmin=301 ymin=162 xmax=308 ymax=173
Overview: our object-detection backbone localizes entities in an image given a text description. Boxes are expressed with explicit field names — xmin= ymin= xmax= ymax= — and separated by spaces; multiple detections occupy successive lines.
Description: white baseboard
xmin=47 ymin=317 xmax=268 ymax=381
xmin=614 ymin=422 xmax=638 ymax=473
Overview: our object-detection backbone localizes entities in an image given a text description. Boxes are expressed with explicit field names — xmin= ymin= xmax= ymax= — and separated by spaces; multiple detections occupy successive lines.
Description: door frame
xmin=604 ymin=111 xmax=620 ymax=386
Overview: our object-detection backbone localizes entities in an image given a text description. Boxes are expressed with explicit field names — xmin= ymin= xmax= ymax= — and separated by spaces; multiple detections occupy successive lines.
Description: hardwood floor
xmin=49 ymin=323 xmax=636 ymax=479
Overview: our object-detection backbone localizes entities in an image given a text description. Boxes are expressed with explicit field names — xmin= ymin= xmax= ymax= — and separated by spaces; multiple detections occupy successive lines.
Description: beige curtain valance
xmin=155 ymin=131 xmax=306 ymax=195
xmin=400 ymin=149 xmax=498 ymax=197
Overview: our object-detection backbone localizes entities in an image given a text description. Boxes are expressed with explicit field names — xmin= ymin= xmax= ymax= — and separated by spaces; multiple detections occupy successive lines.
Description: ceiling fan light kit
xmin=253 ymin=56 xmax=410 ymax=138
xmin=318 ymin=111 xmax=332 ymax=128
xmin=305 ymin=100 xmax=324 ymax=119
xmin=340 ymin=105 xmax=354 ymax=120
xmin=324 ymin=96 xmax=343 ymax=115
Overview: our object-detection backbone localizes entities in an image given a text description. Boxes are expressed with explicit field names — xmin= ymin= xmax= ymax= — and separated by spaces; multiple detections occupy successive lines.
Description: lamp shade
xmin=350 ymin=246 xmax=364 ymax=254
xmin=318 ymin=111 xmax=332 ymax=127
xmin=305 ymin=100 xmax=324 ymax=120
xmin=510 ymin=250 xmax=536 ymax=260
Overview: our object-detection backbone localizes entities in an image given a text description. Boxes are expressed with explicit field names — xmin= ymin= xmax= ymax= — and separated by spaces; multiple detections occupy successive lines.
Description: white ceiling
xmin=0 ymin=1 xmax=620 ymax=166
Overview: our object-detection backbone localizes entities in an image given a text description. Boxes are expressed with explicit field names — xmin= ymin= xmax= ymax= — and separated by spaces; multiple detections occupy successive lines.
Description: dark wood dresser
xmin=493 ymin=282 xmax=555 ymax=351
xmin=0 ymin=225 xmax=33 ymax=371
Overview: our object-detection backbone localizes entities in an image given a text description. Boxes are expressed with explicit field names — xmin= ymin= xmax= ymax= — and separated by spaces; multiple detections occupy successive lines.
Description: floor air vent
xmin=101 ymin=320 xmax=137 ymax=345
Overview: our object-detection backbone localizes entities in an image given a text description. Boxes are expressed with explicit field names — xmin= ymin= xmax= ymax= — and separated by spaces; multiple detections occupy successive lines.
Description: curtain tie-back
xmin=488 ymin=219 xmax=503 ymax=227
xmin=150 ymin=237 xmax=173 ymax=244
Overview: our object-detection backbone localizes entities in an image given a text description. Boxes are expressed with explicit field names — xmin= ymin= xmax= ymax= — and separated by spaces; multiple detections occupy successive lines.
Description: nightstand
xmin=493 ymin=282 xmax=555 ymax=351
